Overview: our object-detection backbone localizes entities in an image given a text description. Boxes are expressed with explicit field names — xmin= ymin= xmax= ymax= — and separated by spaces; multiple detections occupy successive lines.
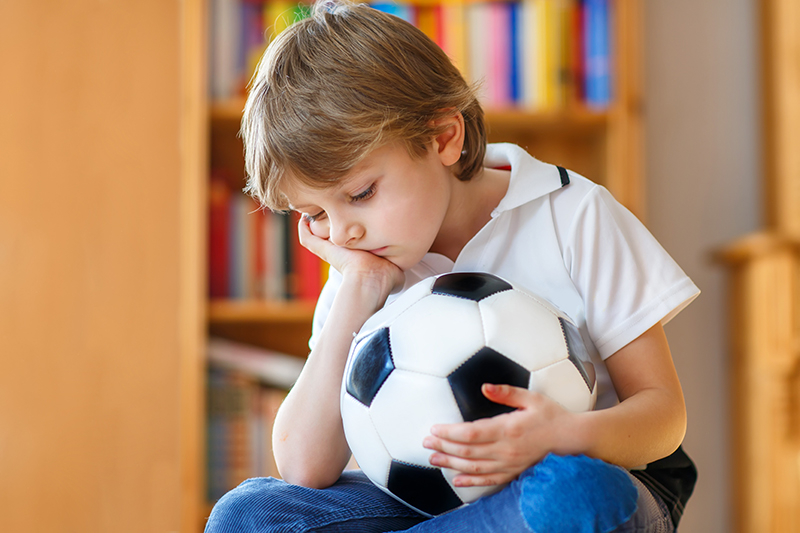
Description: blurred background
xmin=1 ymin=0 xmax=797 ymax=531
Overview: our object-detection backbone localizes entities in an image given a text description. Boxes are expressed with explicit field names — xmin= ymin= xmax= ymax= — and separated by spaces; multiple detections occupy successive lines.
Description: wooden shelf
xmin=208 ymin=298 xmax=317 ymax=324
xmin=211 ymin=97 xmax=608 ymax=133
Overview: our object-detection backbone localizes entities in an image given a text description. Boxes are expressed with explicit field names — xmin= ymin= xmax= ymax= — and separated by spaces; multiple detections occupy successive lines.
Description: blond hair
xmin=241 ymin=0 xmax=486 ymax=211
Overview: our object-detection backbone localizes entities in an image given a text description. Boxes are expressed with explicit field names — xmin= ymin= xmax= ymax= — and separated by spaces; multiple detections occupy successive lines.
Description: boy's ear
xmin=432 ymin=112 xmax=465 ymax=167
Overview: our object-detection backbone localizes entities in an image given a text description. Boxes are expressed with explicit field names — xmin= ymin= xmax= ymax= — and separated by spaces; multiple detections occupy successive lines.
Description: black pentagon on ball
xmin=431 ymin=272 xmax=513 ymax=302
xmin=387 ymin=460 xmax=463 ymax=516
xmin=448 ymin=347 xmax=530 ymax=422
xmin=558 ymin=318 xmax=597 ymax=392
xmin=346 ymin=327 xmax=394 ymax=407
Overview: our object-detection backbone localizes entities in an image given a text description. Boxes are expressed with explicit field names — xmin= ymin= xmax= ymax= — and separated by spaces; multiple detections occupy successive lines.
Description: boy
xmin=206 ymin=1 xmax=699 ymax=531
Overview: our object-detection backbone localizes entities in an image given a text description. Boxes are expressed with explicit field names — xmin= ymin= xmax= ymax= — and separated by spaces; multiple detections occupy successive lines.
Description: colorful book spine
xmin=206 ymin=364 xmax=289 ymax=502
xmin=207 ymin=178 xmax=325 ymax=302
xmin=208 ymin=174 xmax=231 ymax=299
xmin=210 ymin=0 xmax=613 ymax=110
xmin=466 ymin=2 xmax=490 ymax=105
xmin=584 ymin=0 xmax=610 ymax=108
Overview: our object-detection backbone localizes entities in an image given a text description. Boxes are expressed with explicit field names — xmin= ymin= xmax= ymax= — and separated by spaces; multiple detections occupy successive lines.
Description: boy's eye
xmin=350 ymin=183 xmax=376 ymax=203
xmin=304 ymin=211 xmax=326 ymax=223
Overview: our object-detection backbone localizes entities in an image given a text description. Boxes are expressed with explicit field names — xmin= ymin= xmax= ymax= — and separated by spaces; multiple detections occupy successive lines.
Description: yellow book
xmin=521 ymin=0 xmax=539 ymax=108
xmin=417 ymin=4 xmax=439 ymax=44
xmin=534 ymin=0 xmax=551 ymax=109
xmin=441 ymin=1 xmax=468 ymax=80
xmin=264 ymin=0 xmax=298 ymax=42
xmin=554 ymin=0 xmax=573 ymax=108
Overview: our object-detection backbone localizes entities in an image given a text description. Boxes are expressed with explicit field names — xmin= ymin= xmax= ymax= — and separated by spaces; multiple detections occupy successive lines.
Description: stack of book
xmin=209 ymin=0 xmax=612 ymax=110
xmin=206 ymin=338 xmax=305 ymax=502
xmin=208 ymin=172 xmax=328 ymax=301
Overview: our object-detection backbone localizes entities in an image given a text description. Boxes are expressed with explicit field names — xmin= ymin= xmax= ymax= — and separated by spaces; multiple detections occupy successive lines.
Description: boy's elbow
xmin=278 ymin=463 xmax=340 ymax=489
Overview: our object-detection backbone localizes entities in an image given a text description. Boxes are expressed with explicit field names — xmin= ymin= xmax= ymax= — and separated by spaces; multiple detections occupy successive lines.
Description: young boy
xmin=206 ymin=1 xmax=699 ymax=531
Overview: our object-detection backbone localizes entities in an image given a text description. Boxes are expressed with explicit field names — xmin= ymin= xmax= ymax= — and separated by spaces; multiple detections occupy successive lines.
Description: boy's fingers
xmin=297 ymin=217 xmax=333 ymax=257
xmin=481 ymin=383 xmax=535 ymax=409
xmin=450 ymin=472 xmax=517 ymax=488
xmin=427 ymin=452 xmax=496 ymax=476
xmin=423 ymin=435 xmax=495 ymax=460
xmin=429 ymin=418 xmax=501 ymax=444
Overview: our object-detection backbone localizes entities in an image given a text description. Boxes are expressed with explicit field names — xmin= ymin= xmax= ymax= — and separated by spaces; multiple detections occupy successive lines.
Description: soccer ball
xmin=340 ymin=272 xmax=597 ymax=516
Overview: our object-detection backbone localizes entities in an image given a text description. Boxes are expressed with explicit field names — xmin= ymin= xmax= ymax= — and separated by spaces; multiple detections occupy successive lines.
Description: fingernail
xmin=484 ymin=383 xmax=498 ymax=394
xmin=422 ymin=437 xmax=433 ymax=448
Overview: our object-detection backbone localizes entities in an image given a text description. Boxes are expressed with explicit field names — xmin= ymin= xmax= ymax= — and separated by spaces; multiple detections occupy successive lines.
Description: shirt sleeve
xmin=308 ymin=266 xmax=343 ymax=351
xmin=562 ymin=185 xmax=700 ymax=359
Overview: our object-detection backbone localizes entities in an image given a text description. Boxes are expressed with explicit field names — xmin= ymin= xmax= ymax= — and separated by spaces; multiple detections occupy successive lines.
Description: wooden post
xmin=761 ymin=0 xmax=800 ymax=236
xmin=718 ymin=234 xmax=800 ymax=532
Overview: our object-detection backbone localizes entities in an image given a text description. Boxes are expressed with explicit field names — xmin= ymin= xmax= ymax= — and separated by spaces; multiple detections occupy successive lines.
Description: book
xmin=208 ymin=337 xmax=304 ymax=389
xmin=210 ymin=0 xmax=613 ymax=109
xmin=206 ymin=363 xmax=291 ymax=501
xmin=208 ymin=174 xmax=231 ymax=299
xmin=289 ymin=212 xmax=324 ymax=302
xmin=209 ymin=0 xmax=243 ymax=100
xmin=487 ymin=2 xmax=514 ymax=108
xmin=466 ymin=2 xmax=491 ymax=105
xmin=439 ymin=2 xmax=468 ymax=78
xmin=584 ymin=0 xmax=611 ymax=108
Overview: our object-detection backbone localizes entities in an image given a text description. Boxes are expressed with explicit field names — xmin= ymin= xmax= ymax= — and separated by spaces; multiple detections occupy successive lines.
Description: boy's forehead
xmin=283 ymin=173 xmax=357 ymax=210
xmin=283 ymin=147 xmax=391 ymax=209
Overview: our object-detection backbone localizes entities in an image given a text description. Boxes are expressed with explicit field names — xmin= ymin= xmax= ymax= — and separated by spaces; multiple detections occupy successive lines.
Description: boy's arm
xmin=578 ymin=322 xmax=686 ymax=467
xmin=423 ymin=323 xmax=686 ymax=487
xmin=272 ymin=221 xmax=404 ymax=488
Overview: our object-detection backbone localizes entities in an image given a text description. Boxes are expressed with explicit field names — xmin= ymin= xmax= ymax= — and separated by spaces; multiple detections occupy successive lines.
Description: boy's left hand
xmin=422 ymin=383 xmax=579 ymax=487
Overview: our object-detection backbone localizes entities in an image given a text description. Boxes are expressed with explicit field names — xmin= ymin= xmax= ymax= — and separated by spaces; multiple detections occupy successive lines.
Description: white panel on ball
xmin=341 ymin=393 xmax=393 ymax=485
xmin=369 ymin=370 xmax=463 ymax=466
xmin=360 ymin=276 xmax=437 ymax=333
xmin=479 ymin=291 xmax=567 ymax=371
xmin=389 ymin=295 xmax=486 ymax=377
xmin=528 ymin=358 xmax=596 ymax=413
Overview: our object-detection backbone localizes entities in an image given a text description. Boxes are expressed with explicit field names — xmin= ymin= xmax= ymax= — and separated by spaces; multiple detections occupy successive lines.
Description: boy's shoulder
xmin=487 ymin=143 xmax=601 ymax=218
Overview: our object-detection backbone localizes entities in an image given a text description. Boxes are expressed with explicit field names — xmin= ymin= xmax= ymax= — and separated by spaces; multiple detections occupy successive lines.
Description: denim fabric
xmin=205 ymin=455 xmax=674 ymax=533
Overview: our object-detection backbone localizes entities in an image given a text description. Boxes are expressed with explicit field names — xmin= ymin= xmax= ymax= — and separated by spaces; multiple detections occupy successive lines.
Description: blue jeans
xmin=205 ymin=454 xmax=674 ymax=533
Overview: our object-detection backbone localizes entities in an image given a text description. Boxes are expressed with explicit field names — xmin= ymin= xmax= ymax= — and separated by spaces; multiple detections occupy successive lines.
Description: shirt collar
xmin=485 ymin=143 xmax=568 ymax=216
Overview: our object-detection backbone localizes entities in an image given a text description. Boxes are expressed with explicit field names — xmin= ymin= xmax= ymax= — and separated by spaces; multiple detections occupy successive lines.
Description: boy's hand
xmin=422 ymin=384 xmax=580 ymax=487
xmin=298 ymin=216 xmax=404 ymax=300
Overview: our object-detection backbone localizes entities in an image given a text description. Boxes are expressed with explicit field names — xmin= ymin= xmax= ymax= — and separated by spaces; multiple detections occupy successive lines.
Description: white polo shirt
xmin=310 ymin=143 xmax=700 ymax=409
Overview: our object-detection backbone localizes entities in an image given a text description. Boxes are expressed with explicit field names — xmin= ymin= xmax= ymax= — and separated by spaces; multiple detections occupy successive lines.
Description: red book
xmin=289 ymin=212 xmax=323 ymax=302
xmin=249 ymin=196 xmax=266 ymax=299
xmin=208 ymin=174 xmax=231 ymax=299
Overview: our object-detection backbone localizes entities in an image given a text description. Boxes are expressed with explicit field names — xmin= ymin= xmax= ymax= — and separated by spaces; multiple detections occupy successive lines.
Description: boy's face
xmin=286 ymin=141 xmax=454 ymax=271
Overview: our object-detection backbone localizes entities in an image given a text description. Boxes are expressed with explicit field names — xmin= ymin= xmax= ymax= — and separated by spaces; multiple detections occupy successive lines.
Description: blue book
xmin=370 ymin=2 xmax=415 ymax=24
xmin=584 ymin=0 xmax=610 ymax=108
xmin=510 ymin=1 xmax=523 ymax=105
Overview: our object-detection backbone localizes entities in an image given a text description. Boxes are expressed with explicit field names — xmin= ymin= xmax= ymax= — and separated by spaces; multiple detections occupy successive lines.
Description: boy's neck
xmin=430 ymin=166 xmax=511 ymax=262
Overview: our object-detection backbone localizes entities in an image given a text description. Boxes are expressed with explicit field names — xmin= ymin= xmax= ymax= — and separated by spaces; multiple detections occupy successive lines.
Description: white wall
xmin=643 ymin=1 xmax=762 ymax=531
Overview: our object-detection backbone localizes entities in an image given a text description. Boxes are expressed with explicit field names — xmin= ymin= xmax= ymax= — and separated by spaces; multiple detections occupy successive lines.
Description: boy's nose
xmin=329 ymin=219 xmax=365 ymax=248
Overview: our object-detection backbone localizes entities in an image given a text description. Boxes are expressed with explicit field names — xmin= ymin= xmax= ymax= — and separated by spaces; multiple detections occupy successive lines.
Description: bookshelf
xmin=203 ymin=0 xmax=643 ymax=525
xmin=1 ymin=0 xmax=641 ymax=530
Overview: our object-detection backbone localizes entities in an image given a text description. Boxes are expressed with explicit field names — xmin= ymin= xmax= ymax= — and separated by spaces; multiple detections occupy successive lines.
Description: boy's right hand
xmin=298 ymin=216 xmax=405 ymax=305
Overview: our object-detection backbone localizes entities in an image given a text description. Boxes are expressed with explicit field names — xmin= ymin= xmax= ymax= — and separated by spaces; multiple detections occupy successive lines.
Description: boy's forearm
xmin=272 ymin=276 xmax=389 ymax=488
xmin=558 ymin=324 xmax=687 ymax=469
xmin=567 ymin=387 xmax=687 ymax=469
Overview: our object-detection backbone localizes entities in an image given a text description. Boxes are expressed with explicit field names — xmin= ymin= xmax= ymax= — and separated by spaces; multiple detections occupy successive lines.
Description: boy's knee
xmin=518 ymin=454 xmax=638 ymax=533
xmin=205 ymin=478 xmax=283 ymax=533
